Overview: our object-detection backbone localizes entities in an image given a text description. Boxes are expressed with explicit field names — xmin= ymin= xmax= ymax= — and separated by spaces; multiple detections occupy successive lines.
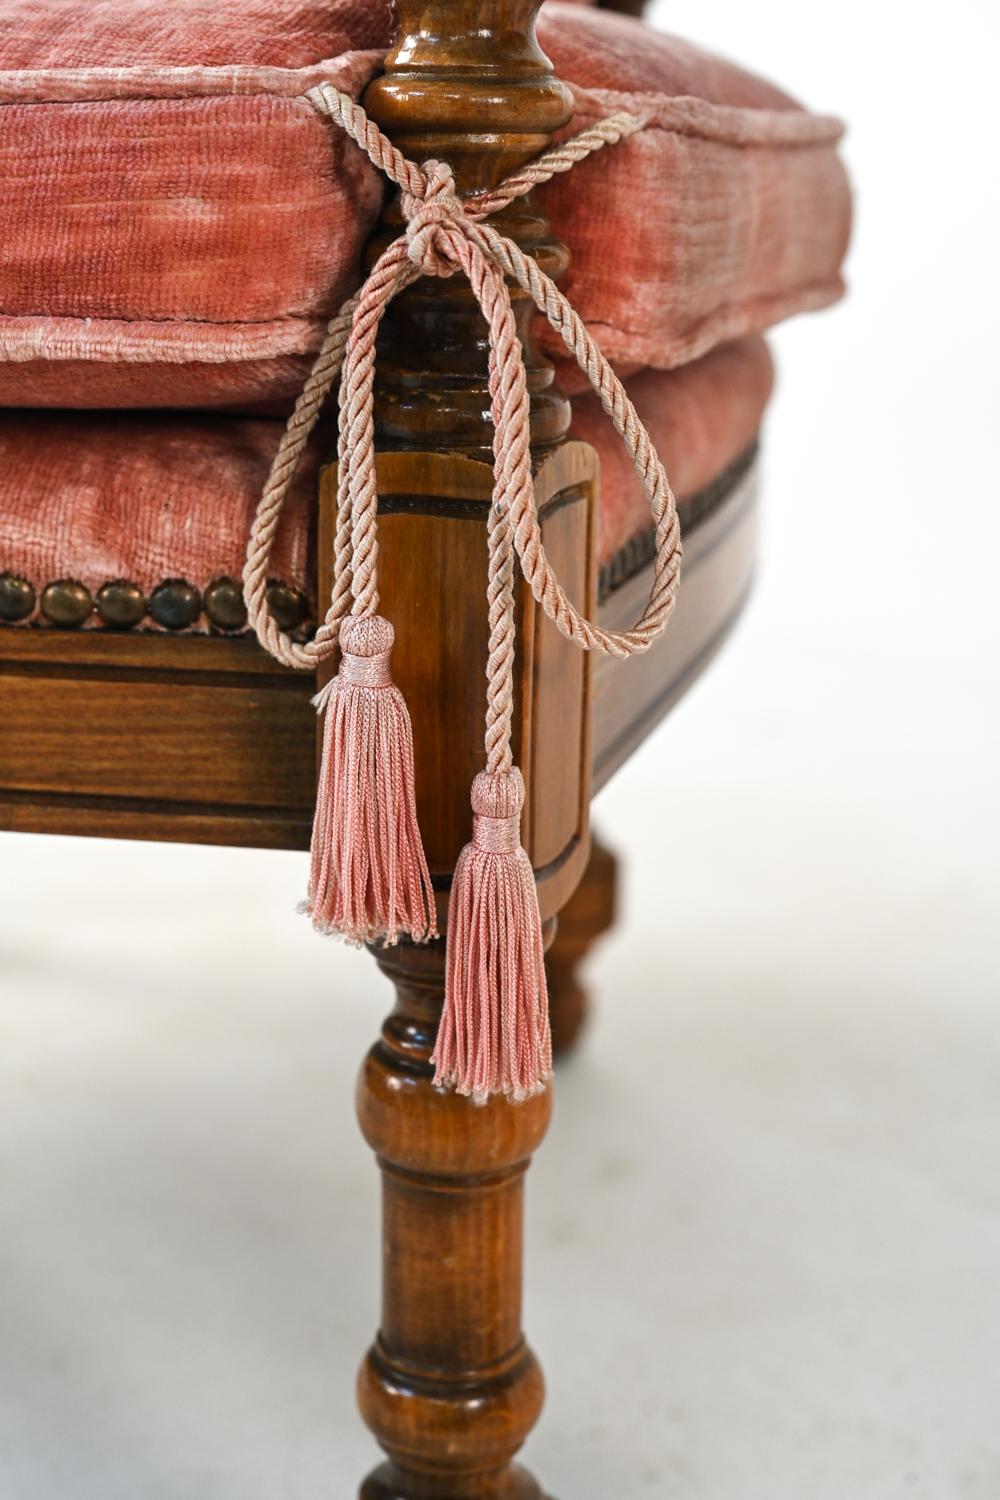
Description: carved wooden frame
xmin=0 ymin=1 xmax=761 ymax=1492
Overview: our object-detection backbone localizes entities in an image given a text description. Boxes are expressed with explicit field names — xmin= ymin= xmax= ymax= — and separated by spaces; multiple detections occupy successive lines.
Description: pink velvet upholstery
xmin=0 ymin=338 xmax=772 ymax=627
xmin=0 ymin=1 xmax=849 ymax=408
xmin=569 ymin=337 xmax=773 ymax=562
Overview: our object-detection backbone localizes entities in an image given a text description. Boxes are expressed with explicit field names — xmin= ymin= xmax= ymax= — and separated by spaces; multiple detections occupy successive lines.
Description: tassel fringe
xmin=304 ymin=615 xmax=437 ymax=947
xmin=243 ymin=92 xmax=681 ymax=1102
xmin=433 ymin=769 xmax=551 ymax=1104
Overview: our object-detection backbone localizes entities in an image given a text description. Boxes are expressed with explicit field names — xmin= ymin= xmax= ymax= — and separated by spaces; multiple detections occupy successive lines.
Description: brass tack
xmin=204 ymin=576 xmax=248 ymax=632
xmin=40 ymin=579 xmax=93 ymax=628
xmin=148 ymin=579 xmax=202 ymax=631
xmin=266 ymin=580 xmax=309 ymax=632
xmin=96 ymin=579 xmax=147 ymax=630
xmin=0 ymin=572 xmax=36 ymax=622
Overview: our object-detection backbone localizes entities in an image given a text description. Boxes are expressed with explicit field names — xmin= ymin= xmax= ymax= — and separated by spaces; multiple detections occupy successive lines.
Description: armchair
xmin=0 ymin=0 xmax=849 ymax=1491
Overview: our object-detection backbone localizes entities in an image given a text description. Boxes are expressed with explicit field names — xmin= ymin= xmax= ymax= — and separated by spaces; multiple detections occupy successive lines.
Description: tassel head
xmin=304 ymin=614 xmax=437 ymax=947
xmin=433 ymin=768 xmax=552 ymax=1104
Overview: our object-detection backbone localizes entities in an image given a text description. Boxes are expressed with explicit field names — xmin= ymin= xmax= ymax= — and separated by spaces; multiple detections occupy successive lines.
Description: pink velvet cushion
xmin=569 ymin=336 xmax=772 ymax=562
xmin=0 ymin=1 xmax=848 ymax=408
xmin=0 ymin=338 xmax=772 ymax=628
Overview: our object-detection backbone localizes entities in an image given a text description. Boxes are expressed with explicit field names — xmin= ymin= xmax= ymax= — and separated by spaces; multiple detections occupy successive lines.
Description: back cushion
xmin=0 ymin=1 xmax=849 ymax=407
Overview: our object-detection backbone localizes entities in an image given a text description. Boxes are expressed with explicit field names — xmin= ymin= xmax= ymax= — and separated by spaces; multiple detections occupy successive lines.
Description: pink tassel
xmin=304 ymin=614 xmax=437 ymax=947
xmin=433 ymin=768 xmax=552 ymax=1104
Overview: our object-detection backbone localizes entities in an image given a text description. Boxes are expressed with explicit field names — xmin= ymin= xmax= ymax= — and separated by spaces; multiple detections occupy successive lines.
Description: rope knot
xmin=401 ymin=159 xmax=464 ymax=277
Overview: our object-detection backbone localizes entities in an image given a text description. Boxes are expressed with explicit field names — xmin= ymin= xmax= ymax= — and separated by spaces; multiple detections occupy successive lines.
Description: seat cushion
xmin=569 ymin=336 xmax=772 ymax=562
xmin=0 ymin=337 xmax=772 ymax=632
xmin=0 ymin=1 xmax=848 ymax=408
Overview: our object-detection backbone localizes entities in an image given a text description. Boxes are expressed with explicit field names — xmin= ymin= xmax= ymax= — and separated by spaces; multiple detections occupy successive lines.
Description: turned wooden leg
xmin=357 ymin=938 xmax=551 ymax=1500
xmin=546 ymin=836 xmax=619 ymax=1058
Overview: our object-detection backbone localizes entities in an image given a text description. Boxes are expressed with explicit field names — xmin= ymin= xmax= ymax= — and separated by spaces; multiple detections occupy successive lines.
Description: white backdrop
xmin=2 ymin=2 xmax=998 ymax=1496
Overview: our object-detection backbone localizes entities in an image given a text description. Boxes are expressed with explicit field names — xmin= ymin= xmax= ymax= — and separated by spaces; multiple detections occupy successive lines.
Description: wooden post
xmin=358 ymin=939 xmax=552 ymax=1500
xmin=362 ymin=0 xmax=574 ymax=461
xmin=341 ymin=4 xmax=584 ymax=1494
xmin=547 ymin=834 xmax=619 ymax=1056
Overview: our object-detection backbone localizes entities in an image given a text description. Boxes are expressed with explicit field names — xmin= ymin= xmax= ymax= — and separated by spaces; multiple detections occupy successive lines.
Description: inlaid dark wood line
xmin=0 ymin=660 xmax=313 ymax=692
xmin=593 ymin=579 xmax=755 ymax=782
xmin=598 ymin=440 xmax=759 ymax=603
xmin=0 ymin=786 xmax=311 ymax=824
xmin=0 ymin=629 xmax=301 ymax=674
xmin=601 ymin=457 xmax=760 ymax=617
xmin=375 ymin=482 xmax=589 ymax=521
xmin=0 ymin=796 xmax=312 ymax=851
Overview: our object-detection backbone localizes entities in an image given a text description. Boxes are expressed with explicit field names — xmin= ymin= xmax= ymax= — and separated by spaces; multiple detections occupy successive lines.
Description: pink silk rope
xmin=244 ymin=84 xmax=683 ymax=782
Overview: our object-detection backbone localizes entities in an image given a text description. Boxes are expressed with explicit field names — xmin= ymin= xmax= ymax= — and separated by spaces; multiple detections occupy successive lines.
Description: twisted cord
xmin=245 ymin=87 xmax=681 ymax=773
xmin=243 ymin=302 xmax=355 ymax=668
xmin=335 ymin=239 xmax=417 ymax=619
xmin=477 ymin=220 xmax=682 ymax=655
xmin=467 ymin=110 xmax=647 ymax=219
xmin=306 ymin=82 xmax=426 ymax=198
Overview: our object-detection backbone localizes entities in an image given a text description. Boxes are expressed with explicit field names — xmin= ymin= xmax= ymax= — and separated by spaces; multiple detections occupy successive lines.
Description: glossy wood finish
xmin=358 ymin=939 xmax=551 ymax=1500
xmin=547 ymin=834 xmax=619 ymax=1057
xmin=342 ymin=8 xmax=757 ymax=1480
xmin=362 ymin=1 xmax=573 ymax=461
xmin=0 ymin=459 xmax=757 ymax=850
xmin=0 ymin=629 xmax=314 ymax=848
xmin=349 ymin=5 xmax=575 ymax=1494
xmin=593 ymin=461 xmax=759 ymax=788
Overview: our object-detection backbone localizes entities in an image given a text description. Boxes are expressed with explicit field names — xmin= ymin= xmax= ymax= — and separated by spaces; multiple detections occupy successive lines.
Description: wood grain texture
xmin=0 ymin=630 xmax=315 ymax=848
xmin=349 ymin=6 xmax=575 ymax=1495
xmin=317 ymin=443 xmax=596 ymax=925
xmin=547 ymin=833 xmax=619 ymax=1056
xmin=359 ymin=938 xmax=551 ymax=1500
xmin=342 ymin=3 xmax=759 ymax=1477
xmin=362 ymin=0 xmax=574 ymax=463
xmin=593 ymin=460 xmax=759 ymax=789
xmin=0 ymin=456 xmax=756 ymax=851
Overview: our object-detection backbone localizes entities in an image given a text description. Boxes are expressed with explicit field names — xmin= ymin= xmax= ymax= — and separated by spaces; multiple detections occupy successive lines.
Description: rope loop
xmin=244 ymin=86 xmax=680 ymax=771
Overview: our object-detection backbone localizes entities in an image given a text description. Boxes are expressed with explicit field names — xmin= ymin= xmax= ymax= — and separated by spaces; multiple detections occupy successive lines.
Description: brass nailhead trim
xmin=96 ymin=579 xmax=147 ymax=629
xmin=0 ymin=571 xmax=314 ymax=635
xmin=203 ymin=575 xmax=249 ymax=633
xmin=2 ymin=440 xmax=758 ymax=632
xmin=148 ymin=579 xmax=203 ymax=631
xmin=265 ymin=579 xmax=310 ymax=633
xmin=40 ymin=579 xmax=93 ymax=628
xmin=0 ymin=572 xmax=36 ymax=622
